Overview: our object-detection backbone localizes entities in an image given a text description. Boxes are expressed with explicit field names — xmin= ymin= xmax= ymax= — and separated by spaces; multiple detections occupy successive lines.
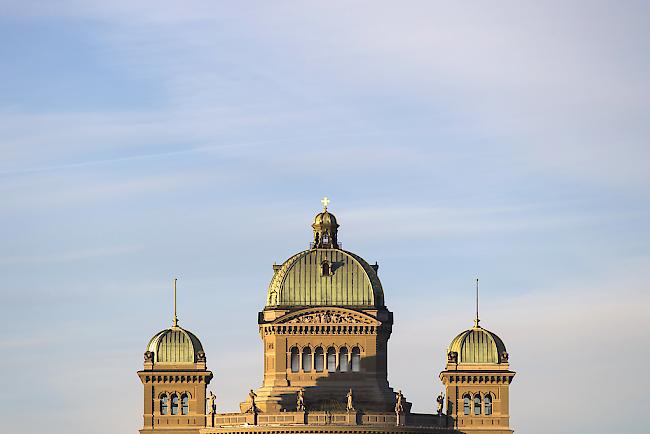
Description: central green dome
xmin=266 ymin=248 xmax=384 ymax=308
xmin=266 ymin=206 xmax=384 ymax=308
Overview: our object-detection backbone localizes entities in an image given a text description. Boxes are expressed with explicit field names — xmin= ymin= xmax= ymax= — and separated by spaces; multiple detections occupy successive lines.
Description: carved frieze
xmin=285 ymin=310 xmax=372 ymax=325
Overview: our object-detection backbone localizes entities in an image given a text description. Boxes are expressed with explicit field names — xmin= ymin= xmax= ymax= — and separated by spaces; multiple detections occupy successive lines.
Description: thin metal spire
xmin=173 ymin=277 xmax=178 ymax=327
xmin=474 ymin=278 xmax=480 ymax=328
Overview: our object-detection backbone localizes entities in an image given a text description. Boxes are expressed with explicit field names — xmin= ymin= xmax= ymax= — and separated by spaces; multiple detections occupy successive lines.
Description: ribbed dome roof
xmin=313 ymin=210 xmax=338 ymax=227
xmin=266 ymin=249 xmax=384 ymax=308
xmin=146 ymin=326 xmax=204 ymax=363
xmin=448 ymin=326 xmax=508 ymax=364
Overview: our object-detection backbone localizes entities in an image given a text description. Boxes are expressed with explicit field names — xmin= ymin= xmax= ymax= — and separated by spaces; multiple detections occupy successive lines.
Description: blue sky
xmin=1 ymin=2 xmax=649 ymax=433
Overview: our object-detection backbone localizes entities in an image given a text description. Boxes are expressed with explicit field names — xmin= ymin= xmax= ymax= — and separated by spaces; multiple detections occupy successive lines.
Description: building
xmin=137 ymin=201 xmax=516 ymax=434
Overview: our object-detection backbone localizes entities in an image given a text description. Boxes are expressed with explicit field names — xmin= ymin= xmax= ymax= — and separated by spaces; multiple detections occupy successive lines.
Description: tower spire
xmin=173 ymin=277 xmax=178 ymax=327
xmin=474 ymin=278 xmax=480 ymax=328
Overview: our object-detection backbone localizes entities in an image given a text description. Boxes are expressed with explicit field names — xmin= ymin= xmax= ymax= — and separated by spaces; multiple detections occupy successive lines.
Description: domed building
xmin=137 ymin=279 xmax=213 ymax=434
xmin=137 ymin=201 xmax=516 ymax=434
xmin=439 ymin=288 xmax=516 ymax=434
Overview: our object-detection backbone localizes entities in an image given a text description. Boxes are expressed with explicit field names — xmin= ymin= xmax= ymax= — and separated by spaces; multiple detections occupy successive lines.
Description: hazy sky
xmin=1 ymin=2 xmax=649 ymax=433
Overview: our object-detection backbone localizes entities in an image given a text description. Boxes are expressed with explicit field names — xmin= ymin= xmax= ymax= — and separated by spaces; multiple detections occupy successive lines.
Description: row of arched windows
xmin=290 ymin=346 xmax=361 ymax=373
xmin=160 ymin=393 xmax=189 ymax=415
xmin=463 ymin=393 xmax=493 ymax=416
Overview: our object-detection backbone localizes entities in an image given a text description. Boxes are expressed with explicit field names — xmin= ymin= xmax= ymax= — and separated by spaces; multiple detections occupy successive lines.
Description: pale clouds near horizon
xmin=1 ymin=2 xmax=649 ymax=434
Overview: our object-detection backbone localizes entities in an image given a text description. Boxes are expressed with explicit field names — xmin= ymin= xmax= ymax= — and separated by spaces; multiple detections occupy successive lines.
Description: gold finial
xmin=173 ymin=277 xmax=178 ymax=327
xmin=321 ymin=196 xmax=330 ymax=211
xmin=474 ymin=278 xmax=480 ymax=328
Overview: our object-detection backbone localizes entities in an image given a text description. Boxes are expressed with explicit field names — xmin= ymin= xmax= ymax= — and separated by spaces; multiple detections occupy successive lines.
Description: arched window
xmin=484 ymin=394 xmax=492 ymax=415
xmin=171 ymin=394 xmax=179 ymax=415
xmin=474 ymin=394 xmax=481 ymax=415
xmin=181 ymin=394 xmax=189 ymax=415
xmin=463 ymin=395 xmax=470 ymax=415
xmin=160 ymin=394 xmax=168 ymax=415
xmin=314 ymin=347 xmax=324 ymax=372
xmin=339 ymin=347 xmax=349 ymax=372
xmin=327 ymin=347 xmax=336 ymax=372
xmin=290 ymin=347 xmax=300 ymax=373
xmin=321 ymin=261 xmax=331 ymax=276
xmin=302 ymin=347 xmax=312 ymax=372
xmin=351 ymin=347 xmax=361 ymax=372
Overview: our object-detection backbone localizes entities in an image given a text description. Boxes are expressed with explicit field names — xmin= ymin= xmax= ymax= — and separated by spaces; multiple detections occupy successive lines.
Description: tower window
xmin=339 ymin=347 xmax=349 ymax=372
xmin=171 ymin=394 xmax=179 ymax=415
xmin=160 ymin=394 xmax=168 ymax=415
xmin=351 ymin=347 xmax=361 ymax=372
xmin=484 ymin=394 xmax=492 ymax=415
xmin=327 ymin=347 xmax=336 ymax=372
xmin=474 ymin=394 xmax=481 ymax=415
xmin=181 ymin=394 xmax=189 ymax=415
xmin=314 ymin=347 xmax=324 ymax=372
xmin=290 ymin=347 xmax=300 ymax=373
xmin=302 ymin=347 xmax=312 ymax=372
xmin=463 ymin=395 xmax=470 ymax=415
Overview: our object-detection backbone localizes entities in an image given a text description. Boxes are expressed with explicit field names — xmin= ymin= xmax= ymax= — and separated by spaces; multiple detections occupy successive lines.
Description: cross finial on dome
xmin=321 ymin=196 xmax=330 ymax=211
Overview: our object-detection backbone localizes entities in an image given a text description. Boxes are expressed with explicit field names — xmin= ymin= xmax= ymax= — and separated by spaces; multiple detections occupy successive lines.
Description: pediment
xmin=274 ymin=307 xmax=377 ymax=325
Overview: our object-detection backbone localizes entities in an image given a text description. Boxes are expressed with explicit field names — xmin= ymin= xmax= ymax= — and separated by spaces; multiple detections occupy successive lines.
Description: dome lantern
xmin=311 ymin=196 xmax=340 ymax=249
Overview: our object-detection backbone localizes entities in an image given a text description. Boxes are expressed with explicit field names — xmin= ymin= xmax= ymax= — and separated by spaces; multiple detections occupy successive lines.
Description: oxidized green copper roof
xmin=266 ymin=248 xmax=384 ymax=308
xmin=449 ymin=326 xmax=507 ymax=364
xmin=146 ymin=326 xmax=204 ymax=363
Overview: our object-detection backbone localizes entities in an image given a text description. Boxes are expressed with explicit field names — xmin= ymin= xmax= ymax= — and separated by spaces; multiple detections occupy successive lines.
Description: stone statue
xmin=207 ymin=391 xmax=216 ymax=414
xmin=395 ymin=390 xmax=404 ymax=413
xmin=144 ymin=351 xmax=154 ymax=362
xmin=296 ymin=388 xmax=305 ymax=411
xmin=346 ymin=388 xmax=355 ymax=412
xmin=248 ymin=389 xmax=258 ymax=413
xmin=436 ymin=392 xmax=444 ymax=415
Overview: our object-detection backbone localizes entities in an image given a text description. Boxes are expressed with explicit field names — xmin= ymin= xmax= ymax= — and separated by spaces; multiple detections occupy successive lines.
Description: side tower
xmin=439 ymin=284 xmax=515 ymax=434
xmin=246 ymin=200 xmax=406 ymax=413
xmin=137 ymin=280 xmax=213 ymax=434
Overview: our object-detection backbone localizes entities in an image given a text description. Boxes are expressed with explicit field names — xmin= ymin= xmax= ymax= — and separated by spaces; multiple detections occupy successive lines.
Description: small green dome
xmin=146 ymin=326 xmax=205 ymax=363
xmin=266 ymin=249 xmax=384 ymax=308
xmin=448 ymin=326 xmax=508 ymax=364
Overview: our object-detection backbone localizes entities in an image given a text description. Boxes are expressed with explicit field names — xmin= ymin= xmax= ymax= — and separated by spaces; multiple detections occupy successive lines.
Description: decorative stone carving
xmin=296 ymin=388 xmax=305 ymax=411
xmin=247 ymin=389 xmax=259 ymax=414
xmin=346 ymin=388 xmax=355 ymax=412
xmin=447 ymin=351 xmax=458 ymax=364
xmin=286 ymin=311 xmax=371 ymax=324
xmin=500 ymin=351 xmax=509 ymax=363
xmin=144 ymin=351 xmax=154 ymax=362
xmin=436 ymin=393 xmax=444 ymax=415
xmin=197 ymin=350 xmax=206 ymax=362
xmin=207 ymin=391 xmax=216 ymax=414
xmin=395 ymin=390 xmax=404 ymax=413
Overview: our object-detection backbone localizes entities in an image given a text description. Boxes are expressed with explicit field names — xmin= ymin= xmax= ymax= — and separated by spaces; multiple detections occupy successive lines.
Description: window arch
xmin=474 ymin=394 xmax=481 ymax=415
xmin=181 ymin=394 xmax=189 ymax=415
xmin=351 ymin=347 xmax=361 ymax=372
xmin=484 ymin=394 xmax=492 ymax=415
xmin=171 ymin=394 xmax=179 ymax=415
xmin=314 ymin=347 xmax=324 ymax=372
xmin=339 ymin=347 xmax=349 ymax=372
xmin=326 ymin=347 xmax=336 ymax=372
xmin=160 ymin=394 xmax=169 ymax=415
xmin=463 ymin=394 xmax=471 ymax=415
xmin=290 ymin=347 xmax=300 ymax=373
xmin=302 ymin=347 xmax=312 ymax=372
